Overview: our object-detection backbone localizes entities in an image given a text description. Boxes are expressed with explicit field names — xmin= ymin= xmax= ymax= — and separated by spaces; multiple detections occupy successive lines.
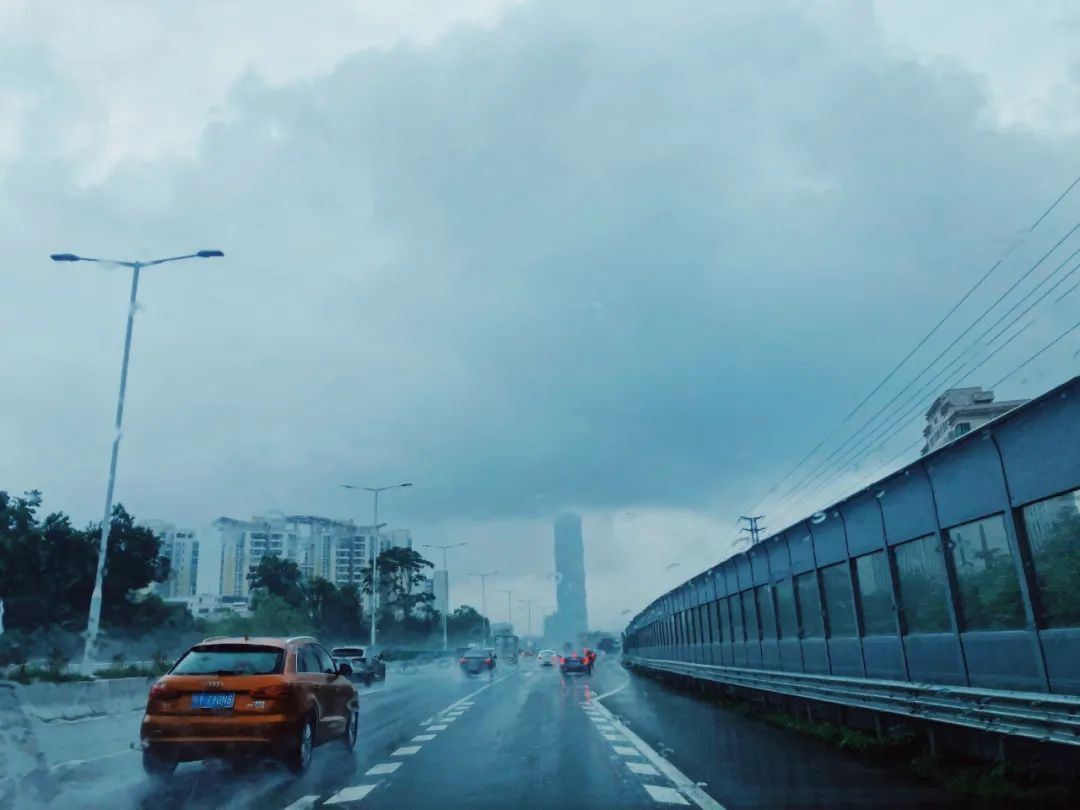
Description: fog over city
xmin=3 ymin=0 xmax=1080 ymax=630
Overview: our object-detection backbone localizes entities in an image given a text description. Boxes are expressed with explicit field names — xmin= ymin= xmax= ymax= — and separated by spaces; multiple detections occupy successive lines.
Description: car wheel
xmin=342 ymin=707 xmax=359 ymax=751
xmin=142 ymin=749 xmax=177 ymax=779
xmin=285 ymin=716 xmax=315 ymax=775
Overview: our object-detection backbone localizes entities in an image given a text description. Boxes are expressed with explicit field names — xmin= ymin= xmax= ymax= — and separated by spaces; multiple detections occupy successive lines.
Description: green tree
xmin=248 ymin=555 xmax=305 ymax=608
xmin=362 ymin=547 xmax=434 ymax=623
xmin=447 ymin=605 xmax=489 ymax=645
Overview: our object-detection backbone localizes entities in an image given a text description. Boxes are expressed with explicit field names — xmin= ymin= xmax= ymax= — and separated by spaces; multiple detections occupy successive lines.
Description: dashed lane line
xmin=613 ymin=745 xmax=639 ymax=757
xmin=412 ymin=734 xmax=437 ymax=741
xmin=643 ymin=785 xmax=691 ymax=806
xmin=589 ymin=698 xmax=726 ymax=810
xmin=428 ymin=724 xmax=448 ymax=730
xmin=627 ymin=761 xmax=661 ymax=776
xmin=324 ymin=785 xmax=377 ymax=805
xmin=282 ymin=797 xmax=319 ymax=810
xmin=391 ymin=745 xmax=421 ymax=756
xmin=366 ymin=762 xmax=402 ymax=776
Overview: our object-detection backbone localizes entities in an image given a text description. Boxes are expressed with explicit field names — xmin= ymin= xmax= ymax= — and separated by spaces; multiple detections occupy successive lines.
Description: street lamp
xmin=468 ymin=571 xmax=499 ymax=646
xmin=495 ymin=588 xmax=513 ymax=626
xmin=342 ymin=482 xmax=412 ymax=647
xmin=51 ymin=249 xmax=225 ymax=675
xmin=421 ymin=542 xmax=467 ymax=650
xmin=519 ymin=598 xmax=538 ymax=640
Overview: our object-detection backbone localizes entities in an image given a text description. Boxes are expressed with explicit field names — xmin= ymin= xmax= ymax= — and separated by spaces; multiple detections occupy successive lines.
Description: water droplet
xmin=811 ymin=511 xmax=826 ymax=524
xmin=875 ymin=489 xmax=885 ymax=499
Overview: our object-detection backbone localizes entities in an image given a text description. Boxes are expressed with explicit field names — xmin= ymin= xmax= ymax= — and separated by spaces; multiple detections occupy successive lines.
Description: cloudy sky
xmin=3 ymin=0 xmax=1080 ymax=630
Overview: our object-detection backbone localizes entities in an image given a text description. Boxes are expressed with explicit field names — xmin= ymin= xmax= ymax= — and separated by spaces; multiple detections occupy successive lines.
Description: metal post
xmin=370 ymin=490 xmax=379 ymax=648
xmin=469 ymin=571 xmax=498 ymax=647
xmin=82 ymin=263 xmax=141 ymax=674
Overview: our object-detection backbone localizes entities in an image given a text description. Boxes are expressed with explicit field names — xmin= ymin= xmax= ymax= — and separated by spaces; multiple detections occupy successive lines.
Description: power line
xmin=763 ymin=215 xmax=1080 ymax=519
xmin=741 ymin=172 xmax=1080 ymax=524
xmin=991 ymin=315 xmax=1080 ymax=389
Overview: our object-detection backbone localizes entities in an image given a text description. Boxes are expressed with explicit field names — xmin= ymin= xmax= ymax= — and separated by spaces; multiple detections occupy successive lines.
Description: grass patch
xmin=93 ymin=663 xmax=167 ymax=679
xmin=6 ymin=665 xmax=91 ymax=684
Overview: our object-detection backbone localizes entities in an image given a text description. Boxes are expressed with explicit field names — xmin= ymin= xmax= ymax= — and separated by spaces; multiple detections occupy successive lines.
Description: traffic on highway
xmin=4 ymin=1 xmax=1080 ymax=808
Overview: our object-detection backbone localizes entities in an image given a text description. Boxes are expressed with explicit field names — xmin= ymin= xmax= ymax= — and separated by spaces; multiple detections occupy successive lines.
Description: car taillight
xmin=485 ymin=658 xmax=492 ymax=665
xmin=459 ymin=657 xmax=467 ymax=664
xmin=559 ymin=656 xmax=565 ymax=664
xmin=250 ymin=683 xmax=293 ymax=700
xmin=148 ymin=682 xmax=181 ymax=701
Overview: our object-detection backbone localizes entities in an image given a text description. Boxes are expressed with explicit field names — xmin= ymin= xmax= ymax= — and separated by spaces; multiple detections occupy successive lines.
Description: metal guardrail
xmin=624 ymin=655 xmax=1080 ymax=747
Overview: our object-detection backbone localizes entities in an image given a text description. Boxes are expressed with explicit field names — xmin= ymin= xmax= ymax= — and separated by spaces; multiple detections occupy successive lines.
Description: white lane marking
xmin=441 ymin=716 xmax=456 ymax=722
xmin=602 ymin=733 xmax=624 ymax=741
xmin=51 ymin=748 xmax=136 ymax=770
xmin=325 ymin=785 xmax=377 ymax=804
xmin=594 ymin=669 xmax=632 ymax=700
xmin=627 ymin=761 xmax=661 ymax=776
xmin=366 ymin=762 xmax=402 ymax=775
xmin=590 ymin=699 xmax=726 ymax=810
xmin=643 ymin=785 xmax=691 ymax=806
xmin=613 ymin=745 xmax=639 ymax=757
xmin=392 ymin=745 xmax=421 ymax=756
xmin=428 ymin=724 xmax=448 ymax=730
xmin=412 ymin=734 xmax=437 ymax=741
xmin=282 ymin=797 xmax=320 ymax=810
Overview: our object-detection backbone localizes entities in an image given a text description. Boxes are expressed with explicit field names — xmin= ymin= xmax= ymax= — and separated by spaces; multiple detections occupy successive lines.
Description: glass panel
xmin=855 ymin=551 xmax=895 ymax=636
xmin=947 ymin=515 xmax=1025 ymax=631
xmin=895 ymin=535 xmax=951 ymax=633
xmin=742 ymin=591 xmax=760 ymax=642
xmin=731 ymin=592 xmax=745 ymax=643
xmin=776 ymin=580 xmax=798 ymax=639
xmin=820 ymin=562 xmax=856 ymax=637
xmin=688 ymin=606 xmax=698 ymax=644
xmin=719 ymin=597 xmax=732 ymax=643
xmin=707 ymin=601 xmax=719 ymax=643
xmin=795 ymin=572 xmax=823 ymax=637
xmin=756 ymin=584 xmax=777 ymax=640
xmin=1022 ymin=489 xmax=1080 ymax=628
xmin=701 ymin=605 xmax=713 ymax=643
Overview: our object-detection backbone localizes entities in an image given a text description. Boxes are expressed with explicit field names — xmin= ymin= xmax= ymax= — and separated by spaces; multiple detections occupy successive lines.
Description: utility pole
xmin=421 ymin=542 xmax=467 ymax=651
xmin=739 ymin=515 xmax=766 ymax=545
xmin=469 ymin=571 xmax=498 ymax=646
xmin=50 ymin=248 xmax=225 ymax=675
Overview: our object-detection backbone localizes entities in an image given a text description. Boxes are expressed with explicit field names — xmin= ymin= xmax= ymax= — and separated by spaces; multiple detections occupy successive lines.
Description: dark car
xmin=331 ymin=646 xmax=386 ymax=686
xmin=459 ymin=648 xmax=495 ymax=676
xmin=559 ymin=651 xmax=592 ymax=676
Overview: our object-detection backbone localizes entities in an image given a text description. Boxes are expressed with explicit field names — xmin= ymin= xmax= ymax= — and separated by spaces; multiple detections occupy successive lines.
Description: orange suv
xmin=140 ymin=636 xmax=359 ymax=776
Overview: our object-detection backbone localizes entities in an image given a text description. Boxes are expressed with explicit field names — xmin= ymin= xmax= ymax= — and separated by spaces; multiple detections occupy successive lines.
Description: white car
xmin=536 ymin=649 xmax=557 ymax=667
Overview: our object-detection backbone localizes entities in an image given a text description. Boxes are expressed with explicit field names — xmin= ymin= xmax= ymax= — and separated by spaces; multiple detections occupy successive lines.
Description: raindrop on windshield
xmin=811 ymin=511 xmax=826 ymax=524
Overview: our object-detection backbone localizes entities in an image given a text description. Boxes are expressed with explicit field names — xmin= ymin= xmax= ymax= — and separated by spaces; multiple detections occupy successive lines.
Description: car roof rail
xmin=200 ymin=636 xmax=227 ymax=642
xmin=285 ymin=635 xmax=318 ymax=644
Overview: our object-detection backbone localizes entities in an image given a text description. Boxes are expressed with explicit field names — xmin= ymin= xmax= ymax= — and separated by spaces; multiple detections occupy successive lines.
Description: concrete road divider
xmin=0 ymin=681 xmax=58 ymax=809
xmin=16 ymin=677 xmax=152 ymax=723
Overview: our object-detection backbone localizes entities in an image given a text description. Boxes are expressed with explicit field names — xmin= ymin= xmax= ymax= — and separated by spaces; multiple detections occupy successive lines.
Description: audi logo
xmin=204 ymin=681 xmax=224 ymax=688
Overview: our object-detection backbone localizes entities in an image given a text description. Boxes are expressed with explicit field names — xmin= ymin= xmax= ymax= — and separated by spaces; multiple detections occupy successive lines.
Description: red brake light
xmin=149 ymin=682 xmax=180 ymax=701
xmin=459 ymin=657 xmax=467 ymax=664
xmin=485 ymin=658 xmax=493 ymax=665
xmin=250 ymin=683 xmax=293 ymax=700
xmin=559 ymin=656 xmax=565 ymax=664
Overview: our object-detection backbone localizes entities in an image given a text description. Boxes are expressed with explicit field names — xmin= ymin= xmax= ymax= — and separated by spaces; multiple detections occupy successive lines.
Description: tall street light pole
xmin=342 ymin=482 xmax=412 ymax=648
xmin=469 ymin=571 xmax=498 ymax=646
xmin=421 ymin=542 xmax=467 ymax=650
xmin=519 ymin=598 xmax=538 ymax=640
xmin=495 ymin=588 xmax=513 ymax=626
xmin=51 ymin=249 xmax=224 ymax=675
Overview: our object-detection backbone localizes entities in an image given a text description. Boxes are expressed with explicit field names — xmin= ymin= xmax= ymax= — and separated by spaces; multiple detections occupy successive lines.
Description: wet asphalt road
xmin=29 ymin=657 xmax=967 ymax=809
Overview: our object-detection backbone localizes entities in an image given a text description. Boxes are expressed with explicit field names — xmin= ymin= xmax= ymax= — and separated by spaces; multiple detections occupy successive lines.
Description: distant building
xmin=922 ymin=387 xmax=1029 ymax=454
xmin=166 ymin=593 xmax=250 ymax=618
xmin=214 ymin=515 xmax=413 ymax=605
xmin=549 ymin=513 xmax=588 ymax=644
xmin=143 ymin=521 xmax=199 ymax=599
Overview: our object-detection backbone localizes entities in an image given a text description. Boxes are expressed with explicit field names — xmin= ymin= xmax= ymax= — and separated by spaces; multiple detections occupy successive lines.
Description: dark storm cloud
xmin=2 ymin=0 xmax=1078 ymax=530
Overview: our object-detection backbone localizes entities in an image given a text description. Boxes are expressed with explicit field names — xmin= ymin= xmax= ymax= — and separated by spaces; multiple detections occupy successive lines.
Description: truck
xmin=492 ymin=633 xmax=520 ymax=665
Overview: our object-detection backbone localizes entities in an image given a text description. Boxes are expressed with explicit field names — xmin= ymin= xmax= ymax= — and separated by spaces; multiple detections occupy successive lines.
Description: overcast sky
xmin=3 ymin=1 xmax=1080 ymax=630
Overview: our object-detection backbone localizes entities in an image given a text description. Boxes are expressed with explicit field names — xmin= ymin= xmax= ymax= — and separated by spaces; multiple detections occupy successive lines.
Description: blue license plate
xmin=191 ymin=692 xmax=235 ymax=709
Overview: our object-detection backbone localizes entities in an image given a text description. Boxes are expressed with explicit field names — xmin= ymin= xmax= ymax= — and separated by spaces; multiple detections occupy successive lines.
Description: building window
xmin=820 ymin=562 xmax=856 ymax=637
xmin=894 ymin=535 xmax=951 ymax=633
xmin=946 ymin=515 xmax=1025 ymax=631
xmin=756 ymin=584 xmax=777 ymax=640
xmin=954 ymin=422 xmax=971 ymax=437
xmin=775 ymin=580 xmax=798 ymax=640
xmin=854 ymin=551 xmax=895 ymax=636
xmin=795 ymin=572 xmax=823 ymax=638
xmin=1022 ymin=489 xmax=1080 ymax=628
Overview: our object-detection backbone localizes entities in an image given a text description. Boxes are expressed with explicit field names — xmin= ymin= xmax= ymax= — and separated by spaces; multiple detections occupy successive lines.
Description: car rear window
xmin=463 ymin=650 xmax=490 ymax=658
xmin=332 ymin=648 xmax=365 ymax=657
xmin=172 ymin=645 xmax=284 ymax=675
